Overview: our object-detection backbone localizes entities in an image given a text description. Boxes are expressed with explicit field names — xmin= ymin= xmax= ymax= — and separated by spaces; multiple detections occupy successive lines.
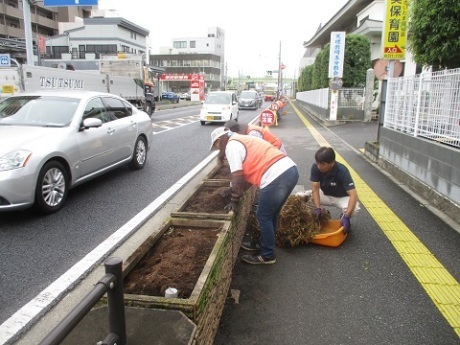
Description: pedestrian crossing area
xmin=151 ymin=114 xmax=201 ymax=133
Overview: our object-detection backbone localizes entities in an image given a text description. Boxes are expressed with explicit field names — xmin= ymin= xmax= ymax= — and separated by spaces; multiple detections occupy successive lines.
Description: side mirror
xmin=82 ymin=118 xmax=102 ymax=129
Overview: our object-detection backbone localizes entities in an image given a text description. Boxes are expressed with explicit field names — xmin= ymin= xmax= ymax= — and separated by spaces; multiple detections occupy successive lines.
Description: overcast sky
xmin=97 ymin=0 xmax=349 ymax=78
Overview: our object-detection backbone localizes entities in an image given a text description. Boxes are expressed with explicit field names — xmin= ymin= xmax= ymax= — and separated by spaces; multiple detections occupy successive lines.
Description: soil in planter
xmin=182 ymin=186 xmax=231 ymax=213
xmin=211 ymin=163 xmax=231 ymax=179
xmin=124 ymin=225 xmax=221 ymax=298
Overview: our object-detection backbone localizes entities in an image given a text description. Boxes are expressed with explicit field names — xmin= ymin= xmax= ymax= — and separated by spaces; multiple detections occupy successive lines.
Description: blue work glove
xmin=314 ymin=208 xmax=322 ymax=220
xmin=224 ymin=201 xmax=238 ymax=213
xmin=340 ymin=215 xmax=351 ymax=234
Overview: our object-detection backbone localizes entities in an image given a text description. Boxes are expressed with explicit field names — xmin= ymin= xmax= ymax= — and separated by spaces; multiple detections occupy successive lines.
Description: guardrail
xmin=38 ymin=257 xmax=126 ymax=345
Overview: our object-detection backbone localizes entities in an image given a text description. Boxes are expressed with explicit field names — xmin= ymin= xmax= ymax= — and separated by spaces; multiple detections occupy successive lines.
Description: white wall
xmin=357 ymin=0 xmax=385 ymax=22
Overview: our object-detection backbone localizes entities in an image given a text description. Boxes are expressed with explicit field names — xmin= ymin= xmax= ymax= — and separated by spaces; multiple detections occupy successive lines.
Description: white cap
xmin=210 ymin=127 xmax=230 ymax=150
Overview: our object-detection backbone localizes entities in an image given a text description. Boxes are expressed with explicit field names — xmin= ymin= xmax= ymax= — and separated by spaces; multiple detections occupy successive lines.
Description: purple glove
xmin=340 ymin=215 xmax=351 ymax=234
xmin=314 ymin=208 xmax=322 ymax=219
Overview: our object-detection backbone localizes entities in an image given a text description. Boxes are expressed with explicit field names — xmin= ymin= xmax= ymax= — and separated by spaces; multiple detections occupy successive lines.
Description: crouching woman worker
xmin=210 ymin=127 xmax=299 ymax=265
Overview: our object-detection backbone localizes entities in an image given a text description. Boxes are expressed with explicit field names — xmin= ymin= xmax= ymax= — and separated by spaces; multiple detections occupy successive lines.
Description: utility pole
xmin=224 ymin=62 xmax=227 ymax=91
xmin=277 ymin=41 xmax=281 ymax=99
xmin=23 ymin=0 xmax=35 ymax=65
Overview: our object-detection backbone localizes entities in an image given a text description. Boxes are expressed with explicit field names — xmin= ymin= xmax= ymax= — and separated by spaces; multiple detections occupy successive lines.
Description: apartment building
xmin=149 ymin=27 xmax=226 ymax=92
xmin=0 ymin=0 xmax=93 ymax=63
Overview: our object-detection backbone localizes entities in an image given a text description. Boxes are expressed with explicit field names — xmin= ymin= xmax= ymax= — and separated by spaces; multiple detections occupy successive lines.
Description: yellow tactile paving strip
xmin=291 ymin=102 xmax=460 ymax=337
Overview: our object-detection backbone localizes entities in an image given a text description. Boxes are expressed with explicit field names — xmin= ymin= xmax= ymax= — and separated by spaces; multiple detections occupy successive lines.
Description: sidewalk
xmin=214 ymin=101 xmax=460 ymax=344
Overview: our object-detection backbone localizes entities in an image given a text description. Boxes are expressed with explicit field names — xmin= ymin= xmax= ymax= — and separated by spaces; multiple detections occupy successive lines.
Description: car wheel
xmin=129 ymin=136 xmax=148 ymax=170
xmin=35 ymin=161 xmax=68 ymax=214
xmin=200 ymin=120 xmax=206 ymax=125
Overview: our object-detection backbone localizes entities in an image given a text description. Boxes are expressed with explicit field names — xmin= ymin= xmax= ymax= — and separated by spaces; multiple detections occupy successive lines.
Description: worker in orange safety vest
xmin=210 ymin=127 xmax=299 ymax=265
xmin=224 ymin=119 xmax=287 ymax=154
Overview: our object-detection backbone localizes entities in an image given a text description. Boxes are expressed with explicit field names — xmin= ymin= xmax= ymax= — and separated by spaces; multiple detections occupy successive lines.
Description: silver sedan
xmin=0 ymin=90 xmax=154 ymax=213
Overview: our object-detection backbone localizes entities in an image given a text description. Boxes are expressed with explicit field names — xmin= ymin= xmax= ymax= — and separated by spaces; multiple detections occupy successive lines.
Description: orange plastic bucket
xmin=310 ymin=219 xmax=347 ymax=247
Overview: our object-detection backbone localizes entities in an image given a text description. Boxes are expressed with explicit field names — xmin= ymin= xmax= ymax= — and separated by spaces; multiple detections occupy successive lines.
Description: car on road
xmin=199 ymin=91 xmax=239 ymax=125
xmin=161 ymin=92 xmax=180 ymax=103
xmin=0 ymin=90 xmax=154 ymax=213
xmin=238 ymin=90 xmax=260 ymax=110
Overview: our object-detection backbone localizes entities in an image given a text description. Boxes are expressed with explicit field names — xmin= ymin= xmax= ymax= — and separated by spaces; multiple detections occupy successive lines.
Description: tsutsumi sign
xmin=39 ymin=76 xmax=84 ymax=89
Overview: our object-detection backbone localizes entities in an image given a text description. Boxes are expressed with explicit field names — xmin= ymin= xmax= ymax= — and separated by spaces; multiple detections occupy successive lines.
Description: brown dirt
xmin=123 ymin=185 xmax=232 ymax=299
xmin=123 ymin=225 xmax=221 ymax=298
xmin=182 ymin=186 xmax=231 ymax=213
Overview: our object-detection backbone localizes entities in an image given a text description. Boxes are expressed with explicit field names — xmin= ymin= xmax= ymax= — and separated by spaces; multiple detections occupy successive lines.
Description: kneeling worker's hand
xmin=340 ymin=215 xmax=351 ymax=234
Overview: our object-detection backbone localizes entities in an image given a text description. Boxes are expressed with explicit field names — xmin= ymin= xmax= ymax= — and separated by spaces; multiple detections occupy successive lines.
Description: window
xmin=51 ymin=46 xmax=69 ymax=59
xmin=79 ymin=45 xmax=85 ymax=59
xmin=6 ymin=1 xmax=18 ymax=8
xmin=86 ymin=44 xmax=117 ymax=58
xmin=84 ymin=98 xmax=111 ymax=123
xmin=102 ymin=97 xmax=131 ymax=120
xmin=173 ymin=41 xmax=187 ymax=49
xmin=190 ymin=41 xmax=196 ymax=48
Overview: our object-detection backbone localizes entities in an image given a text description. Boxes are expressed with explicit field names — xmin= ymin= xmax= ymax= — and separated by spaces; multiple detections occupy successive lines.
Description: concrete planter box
xmin=204 ymin=162 xmax=231 ymax=182
xmin=171 ymin=179 xmax=233 ymax=220
xmin=122 ymin=186 xmax=255 ymax=345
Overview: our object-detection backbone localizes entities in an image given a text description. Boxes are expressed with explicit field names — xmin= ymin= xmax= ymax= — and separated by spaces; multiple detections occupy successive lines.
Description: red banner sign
xmin=160 ymin=74 xmax=204 ymax=81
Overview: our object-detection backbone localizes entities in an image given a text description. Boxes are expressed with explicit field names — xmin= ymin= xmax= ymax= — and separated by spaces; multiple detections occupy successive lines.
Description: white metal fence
xmin=296 ymin=88 xmax=366 ymax=121
xmin=384 ymin=68 xmax=460 ymax=149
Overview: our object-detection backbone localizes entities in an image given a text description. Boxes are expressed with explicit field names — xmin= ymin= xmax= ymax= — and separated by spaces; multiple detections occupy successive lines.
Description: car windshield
xmin=206 ymin=93 xmax=231 ymax=104
xmin=0 ymin=96 xmax=79 ymax=127
xmin=240 ymin=91 xmax=256 ymax=99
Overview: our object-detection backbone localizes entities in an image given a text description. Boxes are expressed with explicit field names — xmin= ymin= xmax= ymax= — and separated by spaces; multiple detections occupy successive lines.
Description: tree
xmin=342 ymin=34 xmax=371 ymax=87
xmin=409 ymin=0 xmax=460 ymax=70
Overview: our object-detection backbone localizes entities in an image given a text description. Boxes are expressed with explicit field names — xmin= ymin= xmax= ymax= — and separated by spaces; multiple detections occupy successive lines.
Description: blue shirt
xmin=310 ymin=162 xmax=355 ymax=197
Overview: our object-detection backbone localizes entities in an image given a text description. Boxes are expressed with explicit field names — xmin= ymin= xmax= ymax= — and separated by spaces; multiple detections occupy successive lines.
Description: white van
xmin=200 ymin=91 xmax=239 ymax=125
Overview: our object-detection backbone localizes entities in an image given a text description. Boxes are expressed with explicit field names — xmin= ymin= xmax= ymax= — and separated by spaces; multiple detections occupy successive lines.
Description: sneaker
xmin=241 ymin=241 xmax=260 ymax=252
xmin=241 ymin=254 xmax=276 ymax=265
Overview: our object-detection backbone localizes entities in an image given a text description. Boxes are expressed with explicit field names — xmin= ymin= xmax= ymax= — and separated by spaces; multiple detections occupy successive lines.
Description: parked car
xmin=180 ymin=91 xmax=192 ymax=101
xmin=238 ymin=90 xmax=260 ymax=110
xmin=0 ymin=90 xmax=154 ymax=213
xmin=200 ymin=91 xmax=239 ymax=125
xmin=162 ymin=92 xmax=180 ymax=103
